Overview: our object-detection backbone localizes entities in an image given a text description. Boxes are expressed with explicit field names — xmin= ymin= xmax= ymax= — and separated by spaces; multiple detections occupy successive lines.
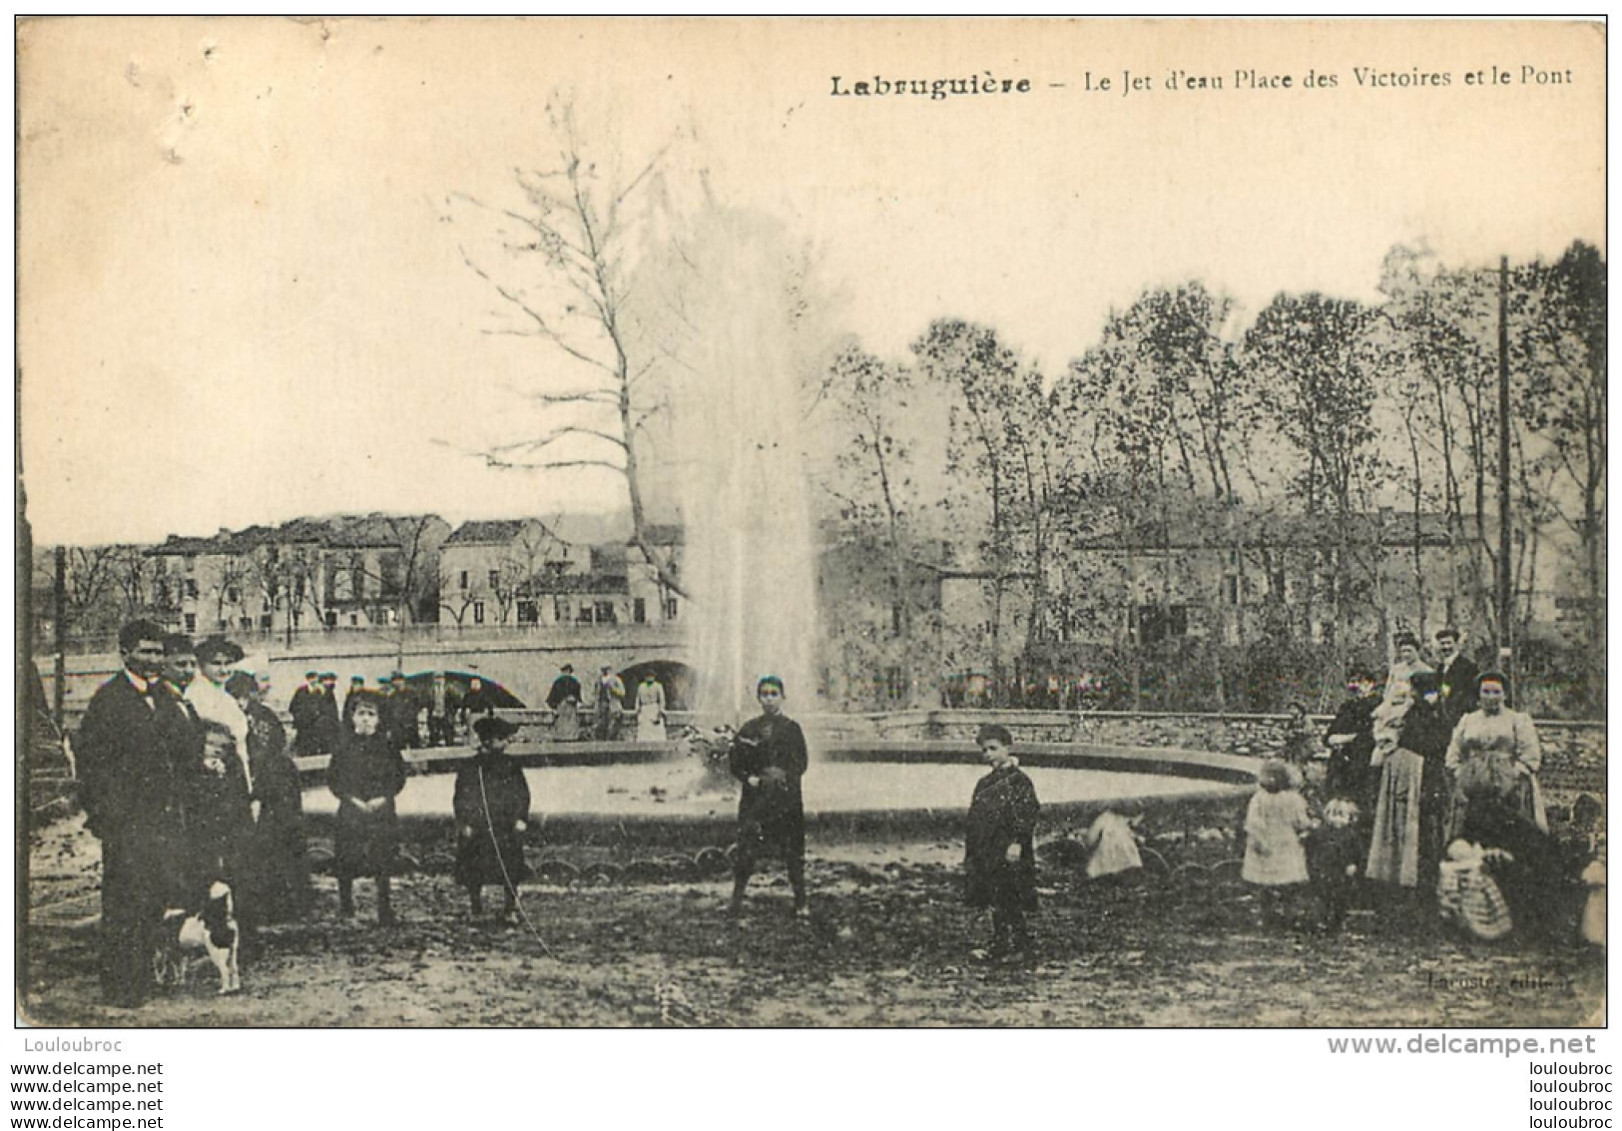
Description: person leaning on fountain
xmin=728 ymin=675 xmax=810 ymax=919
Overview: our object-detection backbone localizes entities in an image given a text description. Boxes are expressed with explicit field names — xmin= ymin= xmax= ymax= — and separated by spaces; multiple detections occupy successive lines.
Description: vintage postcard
xmin=16 ymin=17 xmax=1605 ymax=1043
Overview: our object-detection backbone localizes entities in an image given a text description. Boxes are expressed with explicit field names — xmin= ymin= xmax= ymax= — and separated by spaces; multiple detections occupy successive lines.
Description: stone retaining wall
xmin=804 ymin=709 xmax=1607 ymax=809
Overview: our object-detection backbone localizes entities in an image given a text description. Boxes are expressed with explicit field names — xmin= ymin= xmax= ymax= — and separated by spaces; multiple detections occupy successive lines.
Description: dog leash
xmin=478 ymin=763 xmax=556 ymax=958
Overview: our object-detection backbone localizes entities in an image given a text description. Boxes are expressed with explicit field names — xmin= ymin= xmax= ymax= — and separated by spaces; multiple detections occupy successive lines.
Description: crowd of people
xmin=285 ymin=668 xmax=500 ymax=755
xmin=69 ymin=618 xmax=1601 ymax=1009
xmin=544 ymin=663 xmax=669 ymax=742
xmin=1244 ymin=627 xmax=1603 ymax=946
xmin=71 ymin=622 xmax=785 ymax=1007
xmin=75 ymin=624 xmax=310 ymax=1008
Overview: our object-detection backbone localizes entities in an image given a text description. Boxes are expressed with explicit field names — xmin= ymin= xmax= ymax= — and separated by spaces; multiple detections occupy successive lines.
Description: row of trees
xmin=813 ymin=244 xmax=1604 ymax=715
xmin=446 ymin=103 xmax=1601 ymax=714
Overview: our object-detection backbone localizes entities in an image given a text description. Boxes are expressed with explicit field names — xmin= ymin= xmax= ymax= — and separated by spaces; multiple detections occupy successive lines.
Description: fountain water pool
xmin=299 ymin=741 xmax=1257 ymax=846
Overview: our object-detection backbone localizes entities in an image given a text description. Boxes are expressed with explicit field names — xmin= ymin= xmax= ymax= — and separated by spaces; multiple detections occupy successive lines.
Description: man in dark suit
xmin=1434 ymin=627 xmax=1481 ymax=725
xmin=383 ymin=671 xmax=421 ymax=750
xmin=288 ymin=670 xmax=322 ymax=755
xmin=315 ymin=672 xmax=343 ymax=754
xmin=74 ymin=620 xmax=202 ymax=1008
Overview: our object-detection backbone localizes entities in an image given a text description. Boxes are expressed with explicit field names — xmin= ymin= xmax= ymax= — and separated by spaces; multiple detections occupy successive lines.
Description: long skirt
xmin=637 ymin=703 xmax=666 ymax=743
xmin=241 ymin=808 xmax=311 ymax=922
xmin=1367 ymin=749 xmax=1425 ymax=887
xmin=552 ymin=701 xmax=580 ymax=742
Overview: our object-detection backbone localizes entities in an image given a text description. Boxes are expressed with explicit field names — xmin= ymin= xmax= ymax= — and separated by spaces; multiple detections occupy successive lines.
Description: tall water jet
xmin=666 ymin=213 xmax=822 ymax=726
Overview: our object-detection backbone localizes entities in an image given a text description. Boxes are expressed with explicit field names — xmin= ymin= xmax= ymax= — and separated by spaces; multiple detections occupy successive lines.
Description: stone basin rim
xmin=296 ymin=739 xmax=1261 ymax=786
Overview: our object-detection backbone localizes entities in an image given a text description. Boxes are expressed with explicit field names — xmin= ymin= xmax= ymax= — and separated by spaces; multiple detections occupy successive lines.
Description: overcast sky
xmin=18 ymin=18 xmax=1604 ymax=546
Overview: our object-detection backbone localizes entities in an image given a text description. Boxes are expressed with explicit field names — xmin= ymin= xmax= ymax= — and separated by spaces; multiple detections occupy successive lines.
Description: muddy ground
xmin=21 ymin=814 xmax=1605 ymax=1028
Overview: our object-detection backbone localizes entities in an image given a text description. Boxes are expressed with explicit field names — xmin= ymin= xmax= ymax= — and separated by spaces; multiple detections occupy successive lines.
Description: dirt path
xmin=21 ymin=817 xmax=1604 ymax=1028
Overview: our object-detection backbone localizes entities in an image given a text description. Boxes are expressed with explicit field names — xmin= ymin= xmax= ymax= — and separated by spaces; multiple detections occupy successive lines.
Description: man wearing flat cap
xmin=313 ymin=673 xmax=342 ymax=755
xmin=453 ymin=715 xmax=532 ymax=920
xmin=383 ymin=671 xmax=422 ymax=751
xmin=290 ymin=671 xmax=323 ymax=756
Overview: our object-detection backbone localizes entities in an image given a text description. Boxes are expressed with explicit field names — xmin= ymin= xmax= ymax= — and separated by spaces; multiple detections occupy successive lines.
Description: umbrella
xmin=402 ymin=670 xmax=526 ymax=709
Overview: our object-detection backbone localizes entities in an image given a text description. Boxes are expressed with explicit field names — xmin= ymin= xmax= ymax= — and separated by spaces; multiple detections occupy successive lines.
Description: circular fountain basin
xmin=299 ymin=740 xmax=1257 ymax=846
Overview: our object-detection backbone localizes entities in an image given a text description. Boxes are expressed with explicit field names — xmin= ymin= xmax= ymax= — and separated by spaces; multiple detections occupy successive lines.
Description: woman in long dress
xmin=635 ymin=674 xmax=667 ymax=743
xmin=226 ymin=673 xmax=309 ymax=925
xmin=1445 ymin=671 xmax=1557 ymax=937
xmin=1366 ymin=671 xmax=1452 ymax=903
xmin=1446 ymin=671 xmax=1547 ymax=838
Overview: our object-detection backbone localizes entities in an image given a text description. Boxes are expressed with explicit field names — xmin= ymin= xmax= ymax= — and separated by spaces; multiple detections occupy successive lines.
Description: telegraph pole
xmin=53 ymin=545 xmax=67 ymax=726
xmin=1496 ymin=256 xmax=1513 ymax=674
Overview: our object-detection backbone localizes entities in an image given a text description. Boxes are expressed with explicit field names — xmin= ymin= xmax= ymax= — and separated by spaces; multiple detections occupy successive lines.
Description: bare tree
xmin=453 ymin=99 xmax=685 ymax=599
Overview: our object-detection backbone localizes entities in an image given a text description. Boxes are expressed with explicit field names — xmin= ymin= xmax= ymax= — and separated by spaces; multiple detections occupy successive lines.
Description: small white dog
xmin=153 ymin=881 xmax=241 ymax=995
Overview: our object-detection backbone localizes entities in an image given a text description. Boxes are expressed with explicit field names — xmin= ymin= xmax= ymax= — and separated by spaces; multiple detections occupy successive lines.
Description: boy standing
xmin=728 ymin=676 xmax=810 ymax=918
xmin=965 ymin=724 xmax=1040 ymax=960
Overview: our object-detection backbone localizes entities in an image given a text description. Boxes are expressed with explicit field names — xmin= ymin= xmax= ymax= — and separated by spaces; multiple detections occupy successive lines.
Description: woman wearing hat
xmin=1384 ymin=631 xmax=1434 ymax=703
xmin=453 ymin=716 xmax=532 ymax=921
xmin=328 ymin=692 xmax=407 ymax=925
xmin=225 ymin=672 xmax=309 ymax=925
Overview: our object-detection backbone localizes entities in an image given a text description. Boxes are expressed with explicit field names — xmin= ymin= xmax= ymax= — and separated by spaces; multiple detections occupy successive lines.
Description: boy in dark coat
xmin=1306 ymin=797 xmax=1363 ymax=934
xmin=453 ymin=716 xmax=533 ymax=920
xmin=728 ymin=676 xmax=810 ymax=918
xmin=965 ymin=724 xmax=1040 ymax=960
xmin=328 ymin=693 xmax=407 ymax=925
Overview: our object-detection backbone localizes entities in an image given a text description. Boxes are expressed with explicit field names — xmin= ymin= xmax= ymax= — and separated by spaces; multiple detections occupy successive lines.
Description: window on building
xmin=633 ymin=597 xmax=647 ymax=624
xmin=1223 ymin=575 xmax=1240 ymax=606
xmin=473 ymin=601 xmax=485 ymax=625
xmin=348 ymin=613 xmax=358 ymax=626
xmin=183 ymin=613 xmax=196 ymax=632
xmin=379 ymin=554 xmax=403 ymax=598
xmin=664 ymin=597 xmax=679 ymax=621
xmin=238 ymin=616 xmax=253 ymax=631
xmin=459 ymin=570 xmax=469 ymax=591
xmin=892 ymin=603 xmax=904 ymax=634
xmin=577 ymin=604 xmax=593 ymax=624
xmin=259 ymin=614 xmax=273 ymax=630
xmin=325 ymin=610 xmax=338 ymax=628
xmin=517 ymin=600 xmax=539 ymax=625
xmin=594 ymin=601 xmax=617 ymax=624
xmin=489 ymin=570 xmax=501 ymax=590
xmin=1135 ymin=604 xmax=1189 ymax=645
xmin=184 ymin=579 xmax=199 ymax=599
